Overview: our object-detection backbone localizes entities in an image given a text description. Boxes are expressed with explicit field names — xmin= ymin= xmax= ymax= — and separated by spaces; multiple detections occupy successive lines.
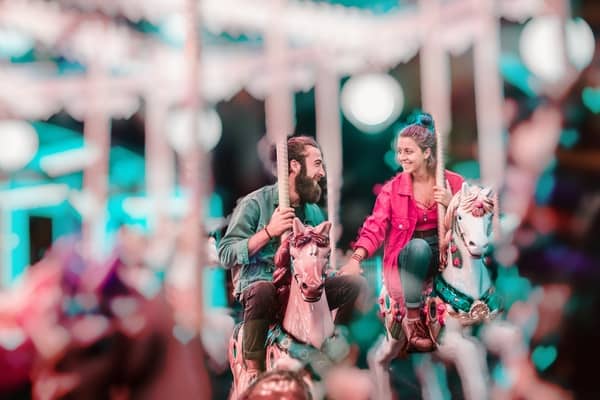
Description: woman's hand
xmin=338 ymin=259 xmax=363 ymax=276
xmin=433 ymin=184 xmax=453 ymax=207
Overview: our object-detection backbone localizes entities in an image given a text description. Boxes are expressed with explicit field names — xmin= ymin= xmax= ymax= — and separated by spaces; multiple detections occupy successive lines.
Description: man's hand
xmin=267 ymin=207 xmax=295 ymax=237
xmin=338 ymin=259 xmax=363 ymax=276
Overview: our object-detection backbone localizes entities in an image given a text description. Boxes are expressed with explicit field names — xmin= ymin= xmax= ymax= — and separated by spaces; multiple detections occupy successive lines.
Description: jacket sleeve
xmin=353 ymin=185 xmax=392 ymax=257
xmin=217 ymin=198 xmax=260 ymax=269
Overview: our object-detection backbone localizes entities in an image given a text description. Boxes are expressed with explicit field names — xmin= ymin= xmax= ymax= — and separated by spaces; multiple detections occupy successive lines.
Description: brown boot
xmin=239 ymin=359 xmax=262 ymax=395
xmin=403 ymin=307 xmax=436 ymax=353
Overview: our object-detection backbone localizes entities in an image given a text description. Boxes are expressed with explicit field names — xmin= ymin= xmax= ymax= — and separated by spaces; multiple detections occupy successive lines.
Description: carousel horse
xmin=6 ymin=238 xmax=211 ymax=400
xmin=228 ymin=218 xmax=351 ymax=400
xmin=369 ymin=182 xmax=572 ymax=400
xmin=369 ymin=182 xmax=501 ymax=400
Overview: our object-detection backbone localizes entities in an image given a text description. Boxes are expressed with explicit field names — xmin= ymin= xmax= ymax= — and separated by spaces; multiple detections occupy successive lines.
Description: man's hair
xmin=287 ymin=136 xmax=320 ymax=170
xmin=268 ymin=135 xmax=321 ymax=175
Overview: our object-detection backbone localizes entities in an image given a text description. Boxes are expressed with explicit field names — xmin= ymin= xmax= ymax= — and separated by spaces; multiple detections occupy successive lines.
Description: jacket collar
xmin=396 ymin=172 xmax=414 ymax=196
xmin=396 ymin=170 xmax=452 ymax=196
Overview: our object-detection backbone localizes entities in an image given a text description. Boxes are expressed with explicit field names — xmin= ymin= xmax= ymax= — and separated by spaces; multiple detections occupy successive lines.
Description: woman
xmin=339 ymin=113 xmax=464 ymax=352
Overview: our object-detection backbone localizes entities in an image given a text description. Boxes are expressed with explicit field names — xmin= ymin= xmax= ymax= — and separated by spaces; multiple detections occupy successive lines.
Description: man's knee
xmin=329 ymin=274 xmax=367 ymax=299
xmin=346 ymin=274 xmax=368 ymax=299
xmin=246 ymin=281 xmax=277 ymax=302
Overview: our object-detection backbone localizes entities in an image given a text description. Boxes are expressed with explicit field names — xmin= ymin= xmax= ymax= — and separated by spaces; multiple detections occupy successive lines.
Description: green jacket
xmin=218 ymin=184 xmax=325 ymax=297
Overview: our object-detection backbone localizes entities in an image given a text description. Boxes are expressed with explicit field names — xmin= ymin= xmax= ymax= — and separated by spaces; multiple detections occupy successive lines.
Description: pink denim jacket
xmin=353 ymin=170 xmax=465 ymax=303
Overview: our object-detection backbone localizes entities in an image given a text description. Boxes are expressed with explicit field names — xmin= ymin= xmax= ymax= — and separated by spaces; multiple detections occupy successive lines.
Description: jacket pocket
xmin=392 ymin=217 xmax=411 ymax=232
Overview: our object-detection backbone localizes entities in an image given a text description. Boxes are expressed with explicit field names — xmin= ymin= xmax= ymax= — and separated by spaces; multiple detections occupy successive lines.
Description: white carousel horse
xmin=228 ymin=218 xmax=350 ymax=399
xmin=369 ymin=182 xmax=571 ymax=400
xmin=368 ymin=182 xmax=500 ymax=400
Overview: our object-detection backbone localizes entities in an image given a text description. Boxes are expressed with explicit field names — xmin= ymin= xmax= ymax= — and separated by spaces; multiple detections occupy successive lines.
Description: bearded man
xmin=218 ymin=136 xmax=364 ymax=380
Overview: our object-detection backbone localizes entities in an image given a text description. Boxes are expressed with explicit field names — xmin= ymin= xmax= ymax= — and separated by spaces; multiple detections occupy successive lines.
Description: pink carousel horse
xmin=228 ymin=218 xmax=350 ymax=399
xmin=369 ymin=182 xmax=570 ymax=400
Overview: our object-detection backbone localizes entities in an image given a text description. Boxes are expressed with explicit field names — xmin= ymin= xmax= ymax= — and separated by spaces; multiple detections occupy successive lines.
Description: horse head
xmin=445 ymin=182 xmax=494 ymax=258
xmin=288 ymin=218 xmax=331 ymax=302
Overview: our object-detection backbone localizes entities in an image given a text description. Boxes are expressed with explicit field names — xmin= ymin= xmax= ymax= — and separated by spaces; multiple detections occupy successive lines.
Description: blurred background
xmin=0 ymin=0 xmax=598 ymax=399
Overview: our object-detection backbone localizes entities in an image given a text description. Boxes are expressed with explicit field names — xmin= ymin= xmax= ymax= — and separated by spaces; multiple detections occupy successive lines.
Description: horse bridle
xmin=452 ymin=205 xmax=486 ymax=260
xmin=289 ymin=231 xmax=330 ymax=248
xmin=289 ymin=231 xmax=330 ymax=289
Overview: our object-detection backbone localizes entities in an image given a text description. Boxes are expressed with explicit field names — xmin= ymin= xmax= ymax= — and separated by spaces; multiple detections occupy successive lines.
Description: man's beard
xmin=296 ymin=171 xmax=322 ymax=204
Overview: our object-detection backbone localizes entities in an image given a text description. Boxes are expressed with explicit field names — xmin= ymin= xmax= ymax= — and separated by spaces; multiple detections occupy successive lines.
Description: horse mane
xmin=273 ymin=236 xmax=292 ymax=320
xmin=440 ymin=186 xmax=495 ymax=268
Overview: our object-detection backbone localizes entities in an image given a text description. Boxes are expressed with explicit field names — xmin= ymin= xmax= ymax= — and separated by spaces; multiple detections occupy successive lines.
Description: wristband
xmin=264 ymin=226 xmax=273 ymax=240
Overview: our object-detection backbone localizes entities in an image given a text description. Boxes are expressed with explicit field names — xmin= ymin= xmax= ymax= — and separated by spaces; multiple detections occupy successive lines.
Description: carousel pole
xmin=472 ymin=0 xmax=506 ymax=241
xmin=174 ymin=0 xmax=206 ymax=333
xmin=315 ymin=60 xmax=342 ymax=270
xmin=419 ymin=0 xmax=451 ymax=246
xmin=265 ymin=0 xmax=293 ymax=209
xmin=144 ymin=91 xmax=176 ymax=266
xmin=81 ymin=41 xmax=111 ymax=263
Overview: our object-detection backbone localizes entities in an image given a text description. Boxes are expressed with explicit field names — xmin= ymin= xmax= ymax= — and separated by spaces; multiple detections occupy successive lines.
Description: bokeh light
xmin=519 ymin=16 xmax=594 ymax=83
xmin=341 ymin=73 xmax=404 ymax=133
xmin=167 ymin=108 xmax=223 ymax=153
xmin=0 ymin=121 xmax=38 ymax=172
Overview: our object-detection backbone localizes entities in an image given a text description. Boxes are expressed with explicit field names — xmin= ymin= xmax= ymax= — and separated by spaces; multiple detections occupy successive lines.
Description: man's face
xmin=295 ymin=146 xmax=325 ymax=204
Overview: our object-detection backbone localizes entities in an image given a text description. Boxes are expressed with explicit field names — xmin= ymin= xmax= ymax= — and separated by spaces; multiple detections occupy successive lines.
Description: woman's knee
xmin=399 ymin=239 xmax=433 ymax=278
xmin=405 ymin=238 xmax=432 ymax=258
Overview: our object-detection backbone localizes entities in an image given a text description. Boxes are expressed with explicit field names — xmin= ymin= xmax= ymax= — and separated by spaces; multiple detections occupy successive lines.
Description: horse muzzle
xmin=299 ymin=283 xmax=325 ymax=302
xmin=466 ymin=241 xmax=488 ymax=258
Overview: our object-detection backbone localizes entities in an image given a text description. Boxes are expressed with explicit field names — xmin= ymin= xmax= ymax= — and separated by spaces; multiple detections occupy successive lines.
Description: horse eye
xmin=457 ymin=215 xmax=462 ymax=220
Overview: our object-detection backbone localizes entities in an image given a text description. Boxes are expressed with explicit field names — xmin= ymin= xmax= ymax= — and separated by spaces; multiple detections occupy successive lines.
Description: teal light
xmin=208 ymin=192 xmax=223 ymax=218
xmin=532 ymin=345 xmax=557 ymax=371
xmin=203 ymin=267 xmax=228 ymax=309
xmin=109 ymin=147 xmax=145 ymax=190
xmin=582 ymin=87 xmax=600 ymax=114
xmin=495 ymin=265 xmax=533 ymax=310
xmin=383 ymin=150 xmax=399 ymax=171
xmin=499 ymin=53 xmax=537 ymax=97
xmin=492 ymin=363 xmax=513 ymax=389
xmin=559 ymin=128 xmax=579 ymax=149
xmin=535 ymin=171 xmax=555 ymax=205
xmin=316 ymin=0 xmax=402 ymax=14
xmin=451 ymin=160 xmax=480 ymax=181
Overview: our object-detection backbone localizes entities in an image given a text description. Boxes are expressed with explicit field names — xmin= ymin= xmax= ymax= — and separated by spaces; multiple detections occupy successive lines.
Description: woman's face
xmin=396 ymin=136 xmax=430 ymax=174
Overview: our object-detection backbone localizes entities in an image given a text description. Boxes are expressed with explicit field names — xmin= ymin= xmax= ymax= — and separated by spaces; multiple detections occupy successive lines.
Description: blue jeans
xmin=399 ymin=234 xmax=439 ymax=308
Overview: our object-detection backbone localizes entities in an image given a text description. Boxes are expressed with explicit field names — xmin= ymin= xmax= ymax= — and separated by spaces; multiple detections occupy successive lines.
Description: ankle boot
xmin=403 ymin=307 xmax=436 ymax=353
xmin=238 ymin=359 xmax=262 ymax=396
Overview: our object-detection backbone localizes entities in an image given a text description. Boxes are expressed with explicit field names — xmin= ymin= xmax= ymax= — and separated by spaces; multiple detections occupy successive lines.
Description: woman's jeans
xmin=398 ymin=235 xmax=439 ymax=308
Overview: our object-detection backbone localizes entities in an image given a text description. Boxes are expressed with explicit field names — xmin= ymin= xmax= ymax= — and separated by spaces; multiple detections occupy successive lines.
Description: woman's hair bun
xmin=416 ymin=113 xmax=434 ymax=129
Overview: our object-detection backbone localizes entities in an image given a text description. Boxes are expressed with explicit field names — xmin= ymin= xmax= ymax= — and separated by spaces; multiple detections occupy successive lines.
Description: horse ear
xmin=461 ymin=181 xmax=469 ymax=196
xmin=292 ymin=217 xmax=305 ymax=236
xmin=314 ymin=221 xmax=332 ymax=237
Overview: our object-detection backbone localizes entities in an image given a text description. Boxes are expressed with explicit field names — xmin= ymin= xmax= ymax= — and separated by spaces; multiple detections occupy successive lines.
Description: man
xmin=218 ymin=136 xmax=364 ymax=378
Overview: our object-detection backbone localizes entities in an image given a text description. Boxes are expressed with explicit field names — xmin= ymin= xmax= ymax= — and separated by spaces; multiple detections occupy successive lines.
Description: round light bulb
xmin=520 ymin=16 xmax=594 ymax=83
xmin=0 ymin=120 xmax=38 ymax=171
xmin=341 ymin=73 xmax=404 ymax=134
xmin=167 ymin=108 xmax=223 ymax=153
